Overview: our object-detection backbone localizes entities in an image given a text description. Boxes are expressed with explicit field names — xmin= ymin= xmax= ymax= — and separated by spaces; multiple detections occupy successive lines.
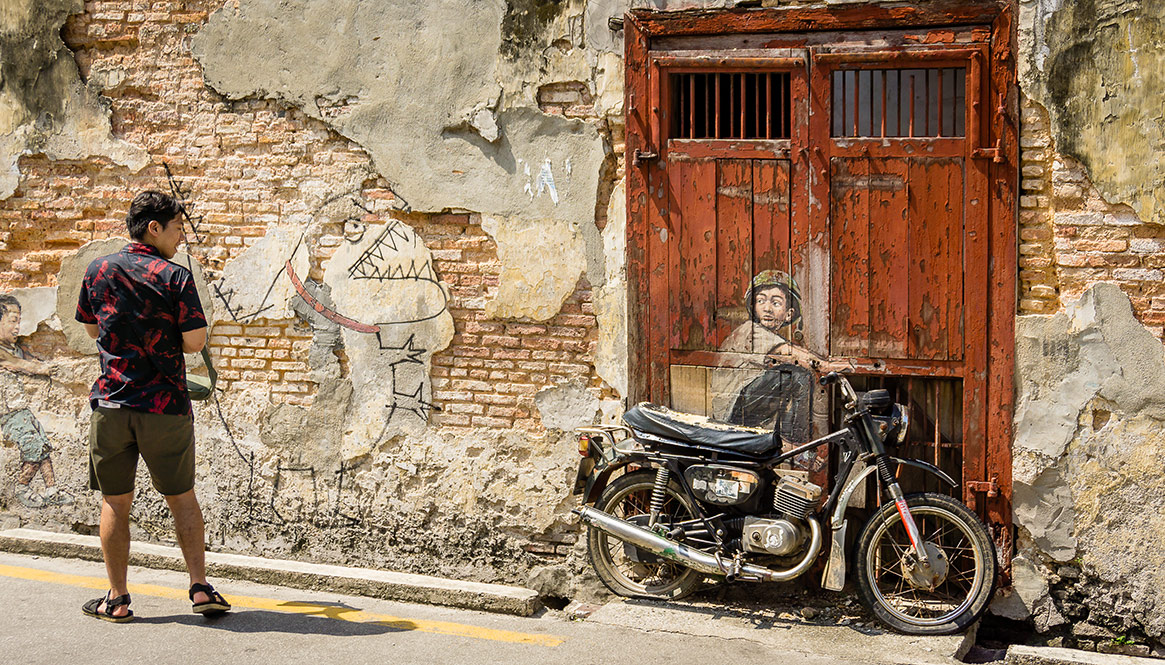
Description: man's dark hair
xmin=126 ymin=191 xmax=184 ymax=241
xmin=0 ymin=294 xmax=20 ymax=319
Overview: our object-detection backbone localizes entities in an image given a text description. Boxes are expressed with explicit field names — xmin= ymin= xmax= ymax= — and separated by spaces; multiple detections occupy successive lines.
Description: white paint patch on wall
xmin=322 ymin=219 xmax=454 ymax=456
xmin=211 ymin=224 xmax=310 ymax=324
xmin=9 ymin=287 xmax=59 ymax=336
xmin=480 ymin=214 xmax=586 ymax=322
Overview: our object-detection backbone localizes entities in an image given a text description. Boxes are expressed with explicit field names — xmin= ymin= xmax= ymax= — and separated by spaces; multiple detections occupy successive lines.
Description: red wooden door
xmin=626 ymin=8 xmax=1016 ymax=556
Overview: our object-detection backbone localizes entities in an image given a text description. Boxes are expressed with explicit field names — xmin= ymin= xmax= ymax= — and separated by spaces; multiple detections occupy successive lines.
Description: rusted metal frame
xmin=667 ymin=140 xmax=790 ymax=160
xmin=816 ymin=49 xmax=981 ymax=65
xmin=830 ymin=140 xmax=965 ymax=158
xmin=653 ymin=55 xmax=807 ymax=69
xmin=984 ymin=4 xmax=1017 ymax=577
xmin=765 ymin=73 xmax=772 ymax=138
xmin=655 ymin=26 xmax=991 ymax=51
xmin=630 ymin=3 xmax=1003 ymax=38
xmin=708 ymin=74 xmax=717 ymax=139
xmin=689 ymin=73 xmax=696 ymax=139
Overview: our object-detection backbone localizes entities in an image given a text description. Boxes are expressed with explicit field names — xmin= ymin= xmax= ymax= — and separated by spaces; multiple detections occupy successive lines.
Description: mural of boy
xmin=714 ymin=270 xmax=820 ymax=444
xmin=0 ymin=294 xmax=73 ymax=508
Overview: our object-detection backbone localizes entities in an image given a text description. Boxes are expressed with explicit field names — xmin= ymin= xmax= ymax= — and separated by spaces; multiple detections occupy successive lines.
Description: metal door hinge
xmin=966 ymin=478 xmax=1000 ymax=497
xmin=633 ymin=148 xmax=658 ymax=166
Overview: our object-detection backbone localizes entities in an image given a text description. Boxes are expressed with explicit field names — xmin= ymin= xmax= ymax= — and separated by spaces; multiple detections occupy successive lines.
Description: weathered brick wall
xmin=0 ymin=0 xmax=606 ymax=581
xmin=0 ymin=0 xmax=602 ymax=421
xmin=1018 ymin=92 xmax=1165 ymax=339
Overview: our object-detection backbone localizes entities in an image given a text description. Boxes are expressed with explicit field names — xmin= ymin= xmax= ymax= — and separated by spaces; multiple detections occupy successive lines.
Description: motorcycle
xmin=572 ymin=371 xmax=996 ymax=635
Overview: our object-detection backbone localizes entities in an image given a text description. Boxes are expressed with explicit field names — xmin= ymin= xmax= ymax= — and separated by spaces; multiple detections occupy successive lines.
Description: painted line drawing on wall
xmin=346 ymin=220 xmax=449 ymax=325
xmin=164 ymin=163 xmax=208 ymax=246
xmin=381 ymin=334 xmax=438 ymax=428
xmin=286 ymin=260 xmax=379 ymax=333
xmin=0 ymin=294 xmax=73 ymax=509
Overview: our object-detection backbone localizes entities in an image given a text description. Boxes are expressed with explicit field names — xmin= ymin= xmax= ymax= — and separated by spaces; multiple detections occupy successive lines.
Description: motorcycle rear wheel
xmin=855 ymin=492 xmax=997 ymax=635
xmin=586 ymin=470 xmax=704 ymax=600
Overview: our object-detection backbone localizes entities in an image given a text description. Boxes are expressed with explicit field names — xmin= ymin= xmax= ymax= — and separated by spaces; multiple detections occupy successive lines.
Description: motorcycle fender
xmin=831 ymin=456 xmax=957 ymax=526
xmin=887 ymin=456 xmax=957 ymax=488
xmin=581 ymin=457 xmax=637 ymax=505
xmin=821 ymin=456 xmax=956 ymax=591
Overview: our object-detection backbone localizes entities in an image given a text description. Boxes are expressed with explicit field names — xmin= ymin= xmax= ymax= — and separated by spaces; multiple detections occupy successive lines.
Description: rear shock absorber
xmin=648 ymin=467 xmax=670 ymax=528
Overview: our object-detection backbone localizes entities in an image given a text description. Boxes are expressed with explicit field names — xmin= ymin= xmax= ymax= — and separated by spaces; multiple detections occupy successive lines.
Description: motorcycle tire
xmin=855 ymin=492 xmax=997 ymax=635
xmin=586 ymin=470 xmax=704 ymax=600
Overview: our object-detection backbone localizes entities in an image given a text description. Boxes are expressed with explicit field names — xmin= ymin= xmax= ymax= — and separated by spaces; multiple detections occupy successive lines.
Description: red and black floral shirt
xmin=75 ymin=243 xmax=207 ymax=415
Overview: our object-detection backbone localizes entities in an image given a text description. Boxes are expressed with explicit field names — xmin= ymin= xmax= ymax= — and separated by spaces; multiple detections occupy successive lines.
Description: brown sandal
xmin=82 ymin=591 xmax=134 ymax=623
xmin=190 ymin=582 xmax=230 ymax=615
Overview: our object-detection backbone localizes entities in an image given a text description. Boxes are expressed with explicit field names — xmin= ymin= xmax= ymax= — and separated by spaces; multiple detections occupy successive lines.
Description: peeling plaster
xmin=8 ymin=286 xmax=59 ymax=336
xmin=534 ymin=382 xmax=600 ymax=430
xmin=211 ymin=224 xmax=310 ymax=324
xmin=1014 ymin=283 xmax=1165 ymax=638
xmin=56 ymin=239 xmax=214 ymax=355
xmin=1020 ymin=0 xmax=1165 ymax=223
xmin=0 ymin=0 xmax=147 ymax=199
xmin=481 ymin=214 xmax=587 ymax=321
xmin=193 ymin=0 xmax=605 ymax=223
xmin=593 ymin=178 xmax=628 ymax=397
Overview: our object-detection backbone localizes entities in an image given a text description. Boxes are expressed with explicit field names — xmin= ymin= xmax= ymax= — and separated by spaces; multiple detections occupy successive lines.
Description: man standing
xmin=75 ymin=191 xmax=229 ymax=622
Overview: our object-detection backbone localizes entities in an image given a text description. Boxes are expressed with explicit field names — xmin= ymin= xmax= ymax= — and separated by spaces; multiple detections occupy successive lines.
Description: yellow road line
xmin=0 ymin=562 xmax=564 ymax=647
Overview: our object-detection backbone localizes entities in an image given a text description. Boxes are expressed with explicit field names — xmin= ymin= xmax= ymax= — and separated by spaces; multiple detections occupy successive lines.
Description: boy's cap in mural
xmin=744 ymin=269 xmax=801 ymax=326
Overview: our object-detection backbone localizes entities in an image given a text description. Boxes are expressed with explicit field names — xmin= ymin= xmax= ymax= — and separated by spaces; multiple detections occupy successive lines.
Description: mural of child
xmin=714 ymin=270 xmax=820 ymax=445
xmin=0 ymin=294 xmax=73 ymax=508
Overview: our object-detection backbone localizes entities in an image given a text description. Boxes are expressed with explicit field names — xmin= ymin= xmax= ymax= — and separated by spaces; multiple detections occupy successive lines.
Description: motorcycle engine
xmin=742 ymin=516 xmax=803 ymax=556
xmin=740 ymin=473 xmax=824 ymax=555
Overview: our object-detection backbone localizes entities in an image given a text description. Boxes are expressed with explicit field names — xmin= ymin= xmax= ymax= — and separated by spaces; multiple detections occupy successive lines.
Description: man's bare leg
xmin=164 ymin=489 xmax=213 ymax=604
xmin=99 ymin=492 xmax=134 ymax=617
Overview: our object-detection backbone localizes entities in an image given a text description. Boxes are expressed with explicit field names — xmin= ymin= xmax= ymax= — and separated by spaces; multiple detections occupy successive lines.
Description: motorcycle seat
xmin=622 ymin=403 xmax=778 ymax=456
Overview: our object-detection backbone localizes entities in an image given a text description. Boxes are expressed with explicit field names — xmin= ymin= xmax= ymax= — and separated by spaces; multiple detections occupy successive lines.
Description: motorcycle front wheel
xmin=586 ymin=470 xmax=704 ymax=600
xmin=855 ymin=492 xmax=997 ymax=635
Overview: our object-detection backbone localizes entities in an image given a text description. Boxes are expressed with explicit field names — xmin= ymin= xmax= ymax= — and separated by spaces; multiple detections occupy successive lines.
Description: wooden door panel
xmin=669 ymin=158 xmax=718 ymax=351
xmin=868 ymin=159 xmax=910 ymax=357
xmin=830 ymin=158 xmax=871 ymax=357
xmin=669 ymin=158 xmax=794 ymax=357
xmin=716 ymin=159 xmax=755 ymax=345
xmin=907 ymin=157 xmax=964 ymax=360
xmin=830 ymin=156 xmax=964 ymax=361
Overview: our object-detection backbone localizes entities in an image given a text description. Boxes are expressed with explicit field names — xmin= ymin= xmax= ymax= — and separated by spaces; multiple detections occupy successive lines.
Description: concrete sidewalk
xmin=0 ymin=528 xmax=539 ymax=616
xmin=1005 ymin=646 xmax=1163 ymax=665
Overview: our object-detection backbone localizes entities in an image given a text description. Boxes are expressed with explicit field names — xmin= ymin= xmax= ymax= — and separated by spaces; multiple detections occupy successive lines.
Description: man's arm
xmin=181 ymin=326 xmax=207 ymax=354
xmin=83 ymin=323 xmax=99 ymax=339
xmin=182 ymin=326 xmax=208 ymax=356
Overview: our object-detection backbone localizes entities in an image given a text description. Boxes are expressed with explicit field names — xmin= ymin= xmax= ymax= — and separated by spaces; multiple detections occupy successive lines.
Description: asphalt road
xmin=0 ymin=551 xmax=965 ymax=665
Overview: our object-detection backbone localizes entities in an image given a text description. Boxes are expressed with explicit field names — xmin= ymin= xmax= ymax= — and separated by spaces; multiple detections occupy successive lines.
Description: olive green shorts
xmin=88 ymin=407 xmax=196 ymax=496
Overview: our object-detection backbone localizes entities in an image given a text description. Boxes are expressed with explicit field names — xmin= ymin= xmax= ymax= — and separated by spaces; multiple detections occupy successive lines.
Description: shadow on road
xmin=135 ymin=601 xmax=417 ymax=637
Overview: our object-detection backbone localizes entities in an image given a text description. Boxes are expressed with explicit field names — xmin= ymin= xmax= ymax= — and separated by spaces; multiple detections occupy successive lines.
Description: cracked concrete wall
xmin=1011 ymin=0 xmax=1165 ymax=644
xmin=0 ymin=0 xmax=147 ymax=199
xmin=192 ymin=0 xmax=607 ymax=224
xmin=1007 ymin=284 xmax=1165 ymax=640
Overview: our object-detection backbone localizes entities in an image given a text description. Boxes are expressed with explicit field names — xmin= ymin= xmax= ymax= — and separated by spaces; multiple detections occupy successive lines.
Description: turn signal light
xmin=578 ymin=435 xmax=591 ymax=457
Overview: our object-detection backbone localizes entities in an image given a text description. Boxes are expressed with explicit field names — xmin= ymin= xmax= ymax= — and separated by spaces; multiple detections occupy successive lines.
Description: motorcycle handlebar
xmin=818 ymin=370 xmax=860 ymax=404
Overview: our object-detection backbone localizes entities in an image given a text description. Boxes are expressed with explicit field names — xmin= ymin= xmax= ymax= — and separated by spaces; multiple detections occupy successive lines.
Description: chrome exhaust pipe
xmin=574 ymin=506 xmax=822 ymax=582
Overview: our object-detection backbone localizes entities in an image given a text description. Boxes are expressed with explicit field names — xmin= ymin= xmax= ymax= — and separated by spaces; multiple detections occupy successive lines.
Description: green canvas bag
xmin=186 ymin=346 xmax=217 ymax=401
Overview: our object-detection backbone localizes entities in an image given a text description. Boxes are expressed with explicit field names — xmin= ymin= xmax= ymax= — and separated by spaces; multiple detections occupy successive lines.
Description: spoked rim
xmin=865 ymin=504 xmax=987 ymax=627
xmin=596 ymin=482 xmax=696 ymax=595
